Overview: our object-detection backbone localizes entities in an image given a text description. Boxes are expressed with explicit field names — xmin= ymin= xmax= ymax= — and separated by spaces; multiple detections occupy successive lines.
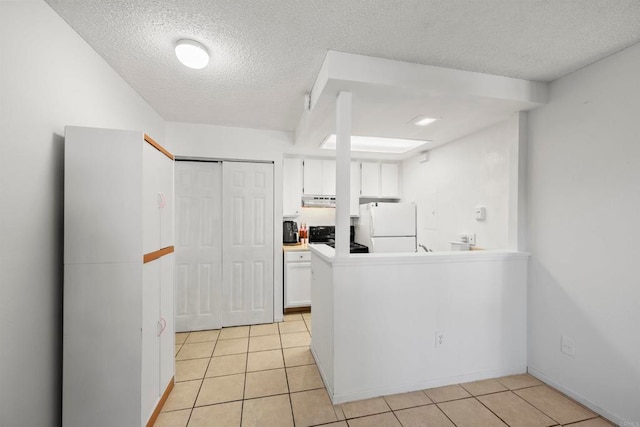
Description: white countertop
xmin=308 ymin=244 xmax=530 ymax=266
xmin=282 ymin=243 xmax=311 ymax=252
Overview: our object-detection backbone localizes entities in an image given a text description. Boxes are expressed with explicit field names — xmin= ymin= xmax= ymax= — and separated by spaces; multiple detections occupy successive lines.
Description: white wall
xmin=297 ymin=208 xmax=337 ymax=226
xmin=311 ymin=250 xmax=528 ymax=404
xmin=0 ymin=2 xmax=165 ymax=426
xmin=527 ymin=43 xmax=640 ymax=424
xmin=402 ymin=116 xmax=519 ymax=251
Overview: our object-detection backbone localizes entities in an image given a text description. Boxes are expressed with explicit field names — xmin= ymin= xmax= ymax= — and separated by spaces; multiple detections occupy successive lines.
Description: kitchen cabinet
xmin=360 ymin=162 xmax=380 ymax=197
xmin=380 ymin=163 xmax=400 ymax=198
xmin=283 ymin=158 xmax=303 ymax=217
xmin=63 ymin=126 xmax=174 ymax=427
xmin=284 ymin=250 xmax=311 ymax=308
xmin=303 ymin=158 xmax=335 ymax=195
xmin=360 ymin=162 xmax=400 ymax=198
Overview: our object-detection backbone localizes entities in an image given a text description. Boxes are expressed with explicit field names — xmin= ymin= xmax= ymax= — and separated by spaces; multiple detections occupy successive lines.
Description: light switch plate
xmin=561 ymin=335 xmax=575 ymax=357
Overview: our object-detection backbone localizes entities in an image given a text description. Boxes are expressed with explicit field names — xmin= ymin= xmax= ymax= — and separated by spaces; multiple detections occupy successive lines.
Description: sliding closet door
xmin=222 ymin=162 xmax=274 ymax=326
xmin=174 ymin=161 xmax=223 ymax=332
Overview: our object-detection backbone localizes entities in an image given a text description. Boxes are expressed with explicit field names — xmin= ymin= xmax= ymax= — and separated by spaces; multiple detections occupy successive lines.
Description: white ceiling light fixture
xmin=408 ymin=116 xmax=441 ymax=127
xmin=175 ymin=39 xmax=209 ymax=69
xmin=321 ymin=135 xmax=430 ymax=154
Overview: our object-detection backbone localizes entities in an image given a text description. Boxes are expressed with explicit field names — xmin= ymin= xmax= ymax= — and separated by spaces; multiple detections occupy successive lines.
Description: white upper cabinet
xmin=360 ymin=162 xmax=380 ymax=197
xmin=303 ymin=159 xmax=335 ymax=195
xmin=322 ymin=160 xmax=336 ymax=195
xmin=283 ymin=158 xmax=303 ymax=217
xmin=360 ymin=162 xmax=400 ymax=199
xmin=292 ymin=158 xmax=397 ymax=215
xmin=303 ymin=158 xmax=322 ymax=195
xmin=380 ymin=163 xmax=400 ymax=198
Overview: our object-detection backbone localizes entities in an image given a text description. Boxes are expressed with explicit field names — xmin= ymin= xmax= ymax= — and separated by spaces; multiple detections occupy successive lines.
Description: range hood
xmin=302 ymin=196 xmax=336 ymax=208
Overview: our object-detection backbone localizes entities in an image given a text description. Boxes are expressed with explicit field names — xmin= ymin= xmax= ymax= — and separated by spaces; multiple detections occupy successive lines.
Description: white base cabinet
xmin=284 ymin=251 xmax=312 ymax=308
xmin=63 ymin=126 xmax=175 ymax=427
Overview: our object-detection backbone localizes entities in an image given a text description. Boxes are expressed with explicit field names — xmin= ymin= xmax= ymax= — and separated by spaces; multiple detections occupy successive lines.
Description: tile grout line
xmin=278 ymin=324 xmax=297 ymax=426
xmin=478 ymin=389 xmax=563 ymax=426
xmin=509 ymin=386 xmax=564 ymax=425
xmin=239 ymin=326 xmax=253 ymax=427
xmin=470 ymin=394 xmax=513 ymax=427
xmin=433 ymin=401 xmax=459 ymax=427
xmin=389 ymin=406 xmax=404 ymax=426
xmin=178 ymin=331 xmax=195 ymax=427
xmin=170 ymin=336 xmax=604 ymax=427
xmin=186 ymin=333 xmax=218 ymax=426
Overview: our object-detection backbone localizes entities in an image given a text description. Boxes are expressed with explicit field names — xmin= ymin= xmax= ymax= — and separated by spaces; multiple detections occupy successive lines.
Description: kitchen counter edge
xmin=308 ymin=245 xmax=531 ymax=265
xmin=283 ymin=243 xmax=311 ymax=252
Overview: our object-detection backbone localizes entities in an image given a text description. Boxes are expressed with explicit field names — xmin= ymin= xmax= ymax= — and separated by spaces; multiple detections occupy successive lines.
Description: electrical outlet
xmin=435 ymin=331 xmax=445 ymax=348
xmin=468 ymin=234 xmax=476 ymax=245
xmin=561 ymin=335 xmax=575 ymax=357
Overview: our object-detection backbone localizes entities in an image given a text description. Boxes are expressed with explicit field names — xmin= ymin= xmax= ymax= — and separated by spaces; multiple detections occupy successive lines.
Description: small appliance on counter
xmin=309 ymin=225 xmax=369 ymax=253
xmin=283 ymin=220 xmax=299 ymax=245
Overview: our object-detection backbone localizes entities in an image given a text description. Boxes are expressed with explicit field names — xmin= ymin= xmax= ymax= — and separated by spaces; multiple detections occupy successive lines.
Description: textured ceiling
xmin=45 ymin=0 xmax=640 ymax=131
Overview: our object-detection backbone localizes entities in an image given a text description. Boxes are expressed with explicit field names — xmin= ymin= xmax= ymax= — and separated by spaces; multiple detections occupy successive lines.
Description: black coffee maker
xmin=283 ymin=221 xmax=298 ymax=244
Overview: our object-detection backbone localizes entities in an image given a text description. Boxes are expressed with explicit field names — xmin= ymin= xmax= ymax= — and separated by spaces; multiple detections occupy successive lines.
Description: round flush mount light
xmin=175 ymin=39 xmax=209 ymax=69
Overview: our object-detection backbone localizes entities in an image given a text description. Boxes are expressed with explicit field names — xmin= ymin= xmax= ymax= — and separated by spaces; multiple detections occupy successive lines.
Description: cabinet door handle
xmin=158 ymin=192 xmax=167 ymax=209
xmin=157 ymin=317 xmax=167 ymax=336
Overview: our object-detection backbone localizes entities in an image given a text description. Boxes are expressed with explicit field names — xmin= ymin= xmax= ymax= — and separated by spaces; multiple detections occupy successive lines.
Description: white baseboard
xmin=310 ymin=345 xmax=334 ymax=398
xmin=313 ymin=363 xmax=526 ymax=405
xmin=527 ymin=367 xmax=624 ymax=426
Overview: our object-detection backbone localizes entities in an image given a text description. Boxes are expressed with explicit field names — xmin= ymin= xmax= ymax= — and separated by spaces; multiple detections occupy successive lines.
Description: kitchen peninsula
xmin=309 ymin=245 xmax=529 ymax=404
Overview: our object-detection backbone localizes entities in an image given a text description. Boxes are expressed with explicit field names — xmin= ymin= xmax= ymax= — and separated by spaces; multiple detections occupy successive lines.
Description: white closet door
xmin=174 ymin=162 xmax=223 ymax=332
xmin=222 ymin=162 xmax=274 ymax=326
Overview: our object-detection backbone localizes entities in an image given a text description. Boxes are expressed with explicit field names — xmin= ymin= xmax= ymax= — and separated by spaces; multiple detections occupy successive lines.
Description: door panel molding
xmin=175 ymin=160 xmax=275 ymax=331
xmin=174 ymin=162 xmax=223 ymax=332
xmin=222 ymin=161 xmax=274 ymax=326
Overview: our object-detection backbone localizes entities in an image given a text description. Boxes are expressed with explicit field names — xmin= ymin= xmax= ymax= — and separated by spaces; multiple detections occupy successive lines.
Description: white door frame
xmin=174 ymin=157 xmax=280 ymax=330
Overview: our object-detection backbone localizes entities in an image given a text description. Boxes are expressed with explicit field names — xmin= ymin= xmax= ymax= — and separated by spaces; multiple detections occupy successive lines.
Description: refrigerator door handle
xmin=370 ymin=207 xmax=376 ymax=236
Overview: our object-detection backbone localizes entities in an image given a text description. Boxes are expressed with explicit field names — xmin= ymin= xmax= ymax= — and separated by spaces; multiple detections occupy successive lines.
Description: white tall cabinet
xmin=283 ymin=158 xmax=303 ymax=217
xmin=63 ymin=126 xmax=175 ymax=427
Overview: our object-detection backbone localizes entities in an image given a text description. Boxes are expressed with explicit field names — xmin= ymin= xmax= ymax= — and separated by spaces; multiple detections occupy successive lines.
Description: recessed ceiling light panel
xmin=175 ymin=39 xmax=209 ymax=69
xmin=408 ymin=116 xmax=440 ymax=127
xmin=321 ymin=135 xmax=430 ymax=154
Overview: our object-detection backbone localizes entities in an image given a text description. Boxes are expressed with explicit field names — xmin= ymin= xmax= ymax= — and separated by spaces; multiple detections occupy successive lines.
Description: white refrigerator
xmin=355 ymin=202 xmax=417 ymax=253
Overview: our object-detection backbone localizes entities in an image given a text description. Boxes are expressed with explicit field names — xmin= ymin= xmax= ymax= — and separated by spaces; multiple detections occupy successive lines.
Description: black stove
xmin=309 ymin=226 xmax=369 ymax=254
xmin=324 ymin=241 xmax=369 ymax=254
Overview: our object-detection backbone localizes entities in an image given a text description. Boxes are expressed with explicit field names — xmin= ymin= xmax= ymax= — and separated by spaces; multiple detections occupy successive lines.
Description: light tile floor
xmin=155 ymin=312 xmax=614 ymax=427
